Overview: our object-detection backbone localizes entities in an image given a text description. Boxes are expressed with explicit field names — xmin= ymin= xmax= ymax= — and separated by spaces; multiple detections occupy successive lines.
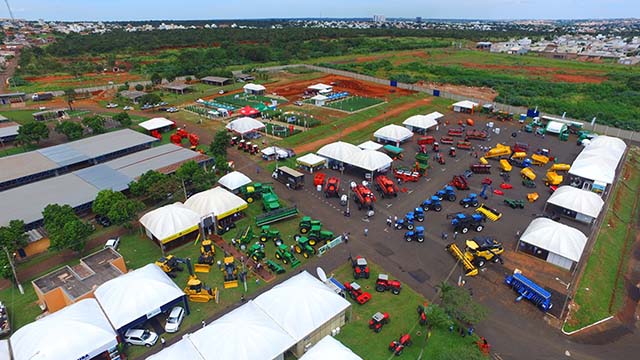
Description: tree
xmin=209 ymin=130 xmax=231 ymax=157
xmin=438 ymin=281 xmax=488 ymax=325
xmin=138 ymin=93 xmax=162 ymax=106
xmin=423 ymin=303 xmax=452 ymax=330
xmin=107 ymin=198 xmax=144 ymax=225
xmin=55 ymin=120 xmax=84 ymax=140
xmin=64 ymin=88 xmax=76 ymax=111
xmin=135 ymin=84 xmax=144 ymax=91
xmin=0 ymin=220 xmax=29 ymax=253
xmin=129 ymin=170 xmax=179 ymax=201
xmin=82 ymin=115 xmax=106 ymax=134
xmin=16 ymin=121 xmax=49 ymax=146
xmin=92 ymin=190 xmax=127 ymax=216
xmin=151 ymin=73 xmax=162 ymax=85
xmin=0 ymin=256 xmax=12 ymax=280
xmin=43 ymin=204 xmax=92 ymax=252
xmin=113 ymin=112 xmax=132 ymax=127
xmin=176 ymin=160 xmax=214 ymax=193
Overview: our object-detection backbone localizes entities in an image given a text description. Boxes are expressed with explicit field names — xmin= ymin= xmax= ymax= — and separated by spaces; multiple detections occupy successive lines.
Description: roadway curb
xmin=561 ymin=315 xmax=614 ymax=336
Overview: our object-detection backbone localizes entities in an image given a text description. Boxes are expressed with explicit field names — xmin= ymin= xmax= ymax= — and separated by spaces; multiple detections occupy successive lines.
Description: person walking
xmin=441 ymin=232 xmax=448 ymax=240
xmin=386 ymin=216 xmax=392 ymax=227
xmin=161 ymin=337 xmax=166 ymax=348
xmin=201 ymin=320 xmax=206 ymax=328
xmin=364 ymin=228 xmax=368 ymax=237
xmin=453 ymin=231 xmax=458 ymax=240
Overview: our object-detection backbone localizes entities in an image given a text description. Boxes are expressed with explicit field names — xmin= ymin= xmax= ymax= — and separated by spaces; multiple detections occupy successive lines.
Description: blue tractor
xmin=435 ymin=185 xmax=457 ymax=202
xmin=449 ymin=213 xmax=486 ymax=234
xmin=421 ymin=196 xmax=443 ymax=212
xmin=403 ymin=212 xmax=416 ymax=230
xmin=404 ymin=226 xmax=425 ymax=243
xmin=413 ymin=207 xmax=425 ymax=222
xmin=459 ymin=193 xmax=479 ymax=208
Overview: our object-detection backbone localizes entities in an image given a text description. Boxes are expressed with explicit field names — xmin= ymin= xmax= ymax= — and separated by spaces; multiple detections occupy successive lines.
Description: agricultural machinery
xmin=306 ymin=226 xmax=334 ymax=246
xmin=350 ymin=256 xmax=370 ymax=279
xmin=448 ymin=147 xmax=457 ymax=157
xmin=369 ymin=312 xmax=390 ymax=333
xmin=417 ymin=305 xmax=428 ymax=326
xmin=324 ymin=177 xmax=341 ymax=198
xmin=376 ymin=274 xmax=402 ymax=295
xmin=353 ymin=184 xmax=376 ymax=210
xmin=421 ymin=195 xmax=443 ymax=212
xmin=299 ymin=216 xmax=320 ymax=234
xmin=274 ymin=244 xmax=301 ymax=268
xmin=198 ymin=239 xmax=215 ymax=265
xmin=221 ymin=256 xmax=239 ymax=289
xmin=447 ymin=237 xmax=505 ymax=276
xmin=522 ymin=179 xmax=536 ymax=188
xmin=476 ymin=204 xmax=503 ymax=221
xmin=450 ymin=175 xmax=469 ymax=190
xmin=440 ymin=136 xmax=454 ymax=144
xmin=448 ymin=213 xmax=486 ymax=234
xmin=394 ymin=167 xmax=420 ymax=182
xmin=504 ymin=198 xmax=525 ymax=209
xmin=505 ymin=272 xmax=553 ymax=311
xmin=389 ymin=334 xmax=412 ymax=356
xmin=435 ymin=185 xmax=456 ymax=202
xmin=459 ymin=193 xmax=479 ymax=208
xmin=484 ymin=143 xmax=512 ymax=159
xmin=457 ymin=141 xmax=472 ymax=150
xmin=344 ymin=282 xmax=372 ymax=305
xmin=374 ymin=175 xmax=399 ymax=198
xmin=465 ymin=129 xmax=489 ymax=141
xmin=293 ymin=235 xmax=316 ymax=259
xmin=259 ymin=225 xmax=283 ymax=246
xmin=435 ymin=153 xmax=445 ymax=165
xmin=247 ymin=242 xmax=265 ymax=262
xmin=404 ymin=226 xmax=425 ymax=242
xmin=448 ymin=128 xmax=464 ymax=137
xmin=266 ymin=259 xmax=285 ymax=274
xmin=545 ymin=171 xmax=563 ymax=186
xmin=512 ymin=142 xmax=529 ymax=153
xmin=470 ymin=164 xmax=491 ymax=174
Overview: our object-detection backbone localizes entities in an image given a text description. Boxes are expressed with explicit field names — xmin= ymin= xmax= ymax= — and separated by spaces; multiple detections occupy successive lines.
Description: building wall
xmin=111 ymin=256 xmax=128 ymax=274
xmin=23 ymin=237 xmax=50 ymax=257
xmin=291 ymin=309 xmax=348 ymax=357
xmin=41 ymin=287 xmax=72 ymax=313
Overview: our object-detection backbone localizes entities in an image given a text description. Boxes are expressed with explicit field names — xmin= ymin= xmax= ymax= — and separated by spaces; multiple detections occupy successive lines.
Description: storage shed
xmin=243 ymin=83 xmax=266 ymax=95
xmin=201 ymin=76 xmax=231 ymax=86
xmin=546 ymin=186 xmax=604 ymax=224
xmin=311 ymin=94 xmax=328 ymax=106
xmin=452 ymin=100 xmax=478 ymax=113
xmin=296 ymin=153 xmax=327 ymax=173
xmin=518 ymin=218 xmax=588 ymax=270
xmin=139 ymin=117 xmax=175 ymax=133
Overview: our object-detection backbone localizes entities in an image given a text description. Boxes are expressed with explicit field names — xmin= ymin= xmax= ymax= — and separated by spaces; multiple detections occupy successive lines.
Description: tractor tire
xmin=447 ymin=195 xmax=456 ymax=202
xmin=417 ymin=217 xmax=424 ymax=222
xmin=375 ymin=327 xmax=381 ymax=333
xmin=294 ymin=245 xmax=302 ymax=254
xmin=303 ymin=252 xmax=309 ymax=259
xmin=407 ymin=223 xmax=414 ymax=230
xmin=324 ymin=192 xmax=329 ymax=198
xmin=246 ymin=197 xmax=254 ymax=203
xmin=168 ymin=272 xmax=177 ymax=278
xmin=353 ymin=271 xmax=359 ymax=279
xmin=405 ymin=236 xmax=412 ymax=242
xmin=394 ymin=193 xmax=398 ymax=197
xmin=472 ymin=202 xmax=479 ymax=207
xmin=492 ymin=256 xmax=501 ymax=263
xmin=275 ymin=239 xmax=283 ymax=246
xmin=461 ymin=227 xmax=469 ymax=234
xmin=463 ymin=202 xmax=470 ymax=208
xmin=311 ymin=248 xmax=316 ymax=255
xmin=417 ymin=236 xmax=425 ymax=243
xmin=406 ymin=340 xmax=413 ymax=347
xmin=283 ymin=258 xmax=289 ymax=265
xmin=376 ymin=284 xmax=386 ymax=292
xmin=275 ymin=253 xmax=281 ymax=259
xmin=308 ymin=236 xmax=318 ymax=246
xmin=476 ymin=225 xmax=484 ymax=232
xmin=392 ymin=288 xmax=401 ymax=295
xmin=260 ymin=236 xmax=267 ymax=243
xmin=476 ymin=258 xmax=486 ymax=268
xmin=365 ymin=273 xmax=370 ymax=279
xmin=435 ymin=205 xmax=442 ymax=212
xmin=300 ymin=227 xmax=309 ymax=234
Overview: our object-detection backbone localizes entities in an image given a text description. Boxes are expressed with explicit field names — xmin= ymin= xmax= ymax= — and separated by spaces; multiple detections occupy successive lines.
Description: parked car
xmin=218 ymin=90 xmax=225 ymax=95
xmin=123 ymin=106 xmax=133 ymax=111
xmin=141 ymin=104 xmax=153 ymax=110
xmin=95 ymin=214 xmax=112 ymax=227
xmin=166 ymin=107 xmax=179 ymax=113
xmin=106 ymin=103 xmax=119 ymax=108
xmin=294 ymin=101 xmax=304 ymax=106
xmin=104 ymin=237 xmax=120 ymax=250
xmin=158 ymin=107 xmax=168 ymax=112
xmin=164 ymin=306 xmax=185 ymax=333
xmin=159 ymin=102 xmax=168 ymax=106
xmin=123 ymin=328 xmax=158 ymax=347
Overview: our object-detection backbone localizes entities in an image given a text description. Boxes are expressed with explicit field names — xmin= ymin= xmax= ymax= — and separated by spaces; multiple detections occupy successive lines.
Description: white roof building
xmin=299 ymin=335 xmax=363 ymax=360
xmin=218 ymin=171 xmax=252 ymax=191
xmin=545 ymin=121 xmax=566 ymax=134
xmin=184 ymin=186 xmax=248 ymax=219
xmin=11 ymin=299 xmax=118 ymax=360
xmin=0 ymin=340 xmax=9 ymax=360
xmin=139 ymin=202 xmax=201 ymax=244
xmin=317 ymin=141 xmax=362 ymax=164
xmin=351 ymin=150 xmax=393 ymax=172
xmin=307 ymin=83 xmax=333 ymax=92
xmin=139 ymin=117 xmax=175 ymax=131
xmin=310 ymin=94 xmax=328 ymax=101
xmin=519 ymin=218 xmax=588 ymax=270
xmin=373 ymin=124 xmax=413 ymax=144
xmin=357 ymin=140 xmax=383 ymax=151
xmin=225 ymin=117 xmax=265 ymax=135
xmin=547 ymin=186 xmax=604 ymax=223
xmin=452 ymin=100 xmax=479 ymax=112
xmin=243 ymin=83 xmax=266 ymax=92
xmin=261 ymin=146 xmax=290 ymax=159
xmin=402 ymin=112 xmax=443 ymax=130
xmin=297 ymin=153 xmax=327 ymax=168
xmin=146 ymin=337 xmax=205 ymax=360
xmin=569 ymin=135 xmax=626 ymax=184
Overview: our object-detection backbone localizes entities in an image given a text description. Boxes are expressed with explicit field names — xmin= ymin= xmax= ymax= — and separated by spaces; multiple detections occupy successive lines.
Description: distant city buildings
xmin=373 ymin=15 xmax=386 ymax=23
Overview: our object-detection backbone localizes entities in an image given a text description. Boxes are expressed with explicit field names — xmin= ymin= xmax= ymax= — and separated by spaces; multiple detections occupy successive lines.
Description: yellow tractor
xmin=184 ymin=258 xmax=217 ymax=303
xmin=222 ymin=256 xmax=239 ymax=289
xmin=155 ymin=255 xmax=184 ymax=278
xmin=198 ymin=239 xmax=215 ymax=265
xmin=446 ymin=237 xmax=505 ymax=276
xmin=545 ymin=171 xmax=563 ymax=186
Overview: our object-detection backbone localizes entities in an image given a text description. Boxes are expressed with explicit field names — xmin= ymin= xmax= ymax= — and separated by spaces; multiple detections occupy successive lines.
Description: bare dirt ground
xmin=24 ymin=71 xmax=144 ymax=89
xmin=271 ymin=74 xmax=414 ymax=100
xmin=420 ymin=81 xmax=499 ymax=102
xmin=459 ymin=63 xmax=607 ymax=84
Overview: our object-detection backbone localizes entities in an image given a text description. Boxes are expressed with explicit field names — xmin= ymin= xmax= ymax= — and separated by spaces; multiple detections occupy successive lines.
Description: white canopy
xmin=0 ymin=340 xmax=9 ymax=360
xmin=402 ymin=112 xmax=443 ymax=130
xmin=569 ymin=135 xmax=627 ymax=184
xmin=373 ymin=124 xmax=413 ymax=143
xmin=545 ymin=121 xmax=566 ymax=134
xmin=311 ymin=94 xmax=328 ymax=101
xmin=146 ymin=337 xmax=204 ymax=360
xmin=452 ymin=100 xmax=478 ymax=110
xmin=317 ymin=141 xmax=361 ymax=163
xmin=547 ymin=186 xmax=604 ymax=218
xmin=358 ymin=140 xmax=383 ymax=151
xmin=254 ymin=271 xmax=351 ymax=341
xmin=94 ymin=264 xmax=185 ymax=330
xmin=297 ymin=153 xmax=327 ymax=167
xmin=189 ymin=301 xmax=296 ymax=360
xmin=225 ymin=117 xmax=265 ymax=135
xmin=243 ymin=83 xmax=266 ymax=91
xmin=218 ymin=171 xmax=252 ymax=191
xmin=300 ymin=336 xmax=363 ymax=360
xmin=139 ymin=202 xmax=200 ymax=243
xmin=261 ymin=146 xmax=290 ymax=159
xmin=308 ymin=83 xmax=333 ymax=91
xmin=520 ymin=218 xmax=588 ymax=262
xmin=185 ymin=186 xmax=248 ymax=219
xmin=139 ymin=117 xmax=175 ymax=131
xmin=11 ymin=299 xmax=118 ymax=360
xmin=351 ymin=150 xmax=393 ymax=172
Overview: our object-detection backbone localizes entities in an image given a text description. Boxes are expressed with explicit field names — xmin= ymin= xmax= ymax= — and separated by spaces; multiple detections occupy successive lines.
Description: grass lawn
xmin=324 ymin=96 xmax=384 ymax=112
xmin=0 ymin=109 xmax=39 ymax=125
xmin=333 ymin=261 xmax=484 ymax=359
xmin=564 ymin=147 xmax=640 ymax=332
xmin=0 ymin=144 xmax=36 ymax=158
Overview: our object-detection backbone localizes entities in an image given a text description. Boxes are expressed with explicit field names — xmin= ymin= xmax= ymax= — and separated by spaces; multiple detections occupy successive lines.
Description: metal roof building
xmin=0 ymin=129 xmax=158 ymax=191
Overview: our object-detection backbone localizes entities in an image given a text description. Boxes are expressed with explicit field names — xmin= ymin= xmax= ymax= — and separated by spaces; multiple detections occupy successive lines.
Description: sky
xmin=3 ymin=0 xmax=638 ymax=21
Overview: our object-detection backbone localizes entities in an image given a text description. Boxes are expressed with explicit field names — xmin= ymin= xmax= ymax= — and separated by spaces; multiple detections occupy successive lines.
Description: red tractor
xmin=450 ymin=175 xmax=469 ymax=190
xmin=324 ymin=177 xmax=340 ymax=198
xmin=188 ymin=133 xmax=199 ymax=149
xmin=369 ymin=312 xmax=390 ymax=333
xmin=237 ymin=139 xmax=246 ymax=150
xmin=389 ymin=334 xmax=412 ymax=356
xmin=353 ymin=184 xmax=376 ymax=210
xmin=176 ymin=128 xmax=189 ymax=138
xmin=249 ymin=144 xmax=259 ymax=155
xmin=170 ymin=133 xmax=182 ymax=145
xmin=375 ymin=274 xmax=402 ymax=295
xmin=374 ymin=175 xmax=398 ymax=198
xmin=344 ymin=282 xmax=372 ymax=305
xmin=150 ymin=130 xmax=162 ymax=140
xmin=350 ymin=256 xmax=370 ymax=279
xmin=417 ymin=305 xmax=428 ymax=326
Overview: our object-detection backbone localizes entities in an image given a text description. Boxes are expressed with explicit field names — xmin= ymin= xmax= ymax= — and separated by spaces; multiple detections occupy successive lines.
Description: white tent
xmin=185 ymin=186 xmax=248 ymax=219
xmin=11 ymin=299 xmax=118 ymax=360
xmin=297 ymin=153 xmax=327 ymax=167
xmin=300 ymin=336 xmax=363 ymax=360
xmin=146 ymin=337 xmax=205 ymax=360
xmin=308 ymin=83 xmax=333 ymax=92
xmin=373 ymin=124 xmax=413 ymax=144
xmin=254 ymin=271 xmax=351 ymax=342
xmin=0 ymin=340 xmax=9 ymax=360
xmin=243 ymin=83 xmax=266 ymax=92
xmin=569 ymin=135 xmax=627 ymax=184
xmin=519 ymin=218 xmax=588 ymax=269
xmin=452 ymin=100 xmax=478 ymax=112
xmin=351 ymin=150 xmax=393 ymax=172
xmin=225 ymin=117 xmax=266 ymax=135
xmin=317 ymin=141 xmax=362 ymax=164
xmin=402 ymin=112 xmax=443 ymax=130
xmin=261 ymin=146 xmax=290 ymax=159
xmin=94 ymin=264 xmax=186 ymax=331
xmin=139 ymin=202 xmax=201 ymax=244
xmin=547 ymin=186 xmax=604 ymax=219
xmin=139 ymin=117 xmax=175 ymax=131
xmin=545 ymin=121 xmax=566 ymax=134
xmin=357 ymin=140 xmax=383 ymax=151
xmin=311 ymin=94 xmax=328 ymax=106
xmin=188 ymin=301 xmax=296 ymax=360
xmin=218 ymin=171 xmax=252 ymax=191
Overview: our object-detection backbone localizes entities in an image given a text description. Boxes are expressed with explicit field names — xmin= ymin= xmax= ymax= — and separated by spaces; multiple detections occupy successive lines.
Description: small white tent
xmin=297 ymin=153 xmax=327 ymax=173
xmin=402 ymin=112 xmax=442 ymax=131
xmin=452 ymin=100 xmax=478 ymax=113
xmin=11 ymin=299 xmax=118 ymax=360
xmin=547 ymin=186 xmax=604 ymax=222
xmin=243 ymin=83 xmax=266 ymax=94
xmin=351 ymin=150 xmax=393 ymax=172
xmin=373 ymin=124 xmax=413 ymax=145
xmin=519 ymin=218 xmax=588 ymax=270
xmin=300 ymin=335 xmax=363 ymax=360
xmin=185 ymin=186 xmax=248 ymax=219
xmin=357 ymin=140 xmax=383 ymax=151
xmin=0 ymin=340 xmax=9 ymax=360
xmin=218 ymin=171 xmax=252 ymax=191
xmin=146 ymin=337 xmax=205 ymax=360
xmin=139 ymin=117 xmax=175 ymax=131
xmin=317 ymin=141 xmax=362 ymax=164
xmin=139 ymin=202 xmax=201 ymax=244
xmin=225 ymin=117 xmax=266 ymax=135
xmin=545 ymin=121 xmax=566 ymax=134
xmin=569 ymin=135 xmax=626 ymax=184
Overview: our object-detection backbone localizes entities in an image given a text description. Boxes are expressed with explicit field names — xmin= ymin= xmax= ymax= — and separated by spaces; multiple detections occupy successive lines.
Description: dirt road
xmin=0 ymin=50 xmax=20 ymax=93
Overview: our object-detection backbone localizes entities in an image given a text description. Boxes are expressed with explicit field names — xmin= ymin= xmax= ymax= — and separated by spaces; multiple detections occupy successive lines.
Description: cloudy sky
xmin=4 ymin=0 xmax=637 ymax=21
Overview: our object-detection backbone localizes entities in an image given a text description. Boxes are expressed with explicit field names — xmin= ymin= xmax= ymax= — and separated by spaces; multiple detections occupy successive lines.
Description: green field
xmin=324 ymin=96 xmax=384 ymax=112
xmin=564 ymin=147 xmax=640 ymax=332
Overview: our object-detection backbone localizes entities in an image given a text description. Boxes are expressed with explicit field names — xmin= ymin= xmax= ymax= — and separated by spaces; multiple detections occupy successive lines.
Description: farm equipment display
xmin=465 ymin=129 xmax=489 ymax=141
xmin=307 ymin=226 xmax=334 ymax=246
xmin=440 ymin=136 xmax=454 ymax=144
xmin=417 ymin=305 xmax=428 ymax=326
xmin=417 ymin=136 xmax=435 ymax=145
xmin=383 ymin=144 xmax=404 ymax=160
xmin=550 ymin=163 xmax=571 ymax=172
xmin=510 ymin=151 xmax=527 ymax=160
xmin=505 ymin=272 xmax=553 ymax=311
xmin=235 ymin=226 xmax=255 ymax=248
xmin=255 ymin=206 xmax=299 ymax=227
xmin=222 ymin=256 xmax=239 ymax=289
xmin=421 ymin=195 xmax=443 ymax=212
xmin=376 ymin=274 xmax=402 ymax=295
xmin=247 ymin=242 xmax=265 ymax=262
xmin=313 ymin=173 xmax=326 ymax=187
xmin=470 ymin=164 xmax=491 ymax=174
xmin=531 ymin=154 xmax=550 ymax=166
xmin=448 ymin=147 xmax=457 ymax=157
xmin=155 ymin=255 xmax=184 ymax=278
xmin=435 ymin=185 xmax=457 ymax=202
xmin=404 ymin=226 xmax=425 ymax=242
xmin=353 ymin=184 xmax=377 ymax=210
xmin=324 ymin=177 xmax=341 ymax=198
xmin=450 ymin=175 xmax=469 ymax=190
xmin=293 ymin=235 xmax=316 ymax=258
xmin=394 ymin=167 xmax=420 ymax=182
xmin=375 ymin=175 xmax=399 ymax=198
xmin=262 ymin=188 xmax=282 ymax=212
xmin=239 ymin=182 xmax=271 ymax=203
xmin=259 ymin=225 xmax=283 ymax=246
xmin=513 ymin=142 xmax=529 ymax=153
xmin=459 ymin=193 xmax=479 ymax=208
xmin=198 ymin=239 xmax=215 ymax=265
xmin=369 ymin=312 xmax=390 ymax=333
xmin=415 ymin=152 xmax=430 ymax=166
xmin=500 ymin=159 xmax=512 ymax=172
xmin=351 ymin=256 xmax=370 ymax=279
xmin=484 ymin=143 xmax=512 ymax=159
xmin=522 ymin=179 xmax=536 ymax=188
xmin=457 ymin=141 xmax=472 ymax=150
xmin=184 ymin=258 xmax=217 ymax=302
xmin=527 ymin=192 xmax=539 ymax=202
xmin=266 ymin=259 xmax=286 ymax=274
xmin=476 ymin=204 xmax=503 ymax=221
xmin=448 ymin=128 xmax=464 ymax=137
xmin=274 ymin=244 xmax=301 ymax=268
xmin=344 ymin=282 xmax=372 ymax=305
xmin=435 ymin=153 xmax=445 ymax=165
xmin=545 ymin=171 xmax=563 ymax=186
xmin=504 ymin=198 xmax=525 ymax=209
xmin=389 ymin=334 xmax=412 ymax=356
xmin=299 ymin=216 xmax=321 ymax=234
xmin=449 ymin=213 xmax=486 ymax=234
xmin=520 ymin=167 xmax=536 ymax=181
xmin=446 ymin=237 xmax=504 ymax=276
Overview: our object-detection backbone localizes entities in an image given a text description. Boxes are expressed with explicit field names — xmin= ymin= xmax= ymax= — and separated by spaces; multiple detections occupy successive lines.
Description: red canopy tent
xmin=239 ymin=105 xmax=260 ymax=116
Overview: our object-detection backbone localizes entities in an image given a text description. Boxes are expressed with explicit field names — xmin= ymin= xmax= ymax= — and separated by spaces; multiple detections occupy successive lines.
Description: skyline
xmin=2 ymin=0 xmax=639 ymax=22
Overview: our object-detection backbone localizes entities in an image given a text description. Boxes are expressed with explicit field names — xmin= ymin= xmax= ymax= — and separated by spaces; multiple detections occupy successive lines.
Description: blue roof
xmin=75 ymin=164 xmax=133 ymax=192
xmin=37 ymin=144 xmax=89 ymax=167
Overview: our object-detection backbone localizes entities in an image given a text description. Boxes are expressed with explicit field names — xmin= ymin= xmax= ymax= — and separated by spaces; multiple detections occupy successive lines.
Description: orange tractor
xmin=353 ymin=184 xmax=376 ymax=210
xmin=170 ymin=128 xmax=200 ymax=150
xmin=374 ymin=175 xmax=398 ymax=198
xmin=324 ymin=177 xmax=340 ymax=198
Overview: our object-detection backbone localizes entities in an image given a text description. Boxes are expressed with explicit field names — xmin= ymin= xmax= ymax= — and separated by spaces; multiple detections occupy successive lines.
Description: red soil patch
xmin=459 ymin=63 xmax=607 ymax=84
xmin=550 ymin=73 xmax=606 ymax=84
xmin=271 ymin=74 xmax=414 ymax=100
xmin=418 ymin=81 xmax=498 ymax=102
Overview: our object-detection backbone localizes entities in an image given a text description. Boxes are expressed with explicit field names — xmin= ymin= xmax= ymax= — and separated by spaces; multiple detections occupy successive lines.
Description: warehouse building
xmin=545 ymin=185 xmax=605 ymax=224
xmin=201 ymin=76 xmax=232 ymax=86
xmin=0 ymin=121 xmax=20 ymax=144
xmin=568 ymin=135 xmax=627 ymax=194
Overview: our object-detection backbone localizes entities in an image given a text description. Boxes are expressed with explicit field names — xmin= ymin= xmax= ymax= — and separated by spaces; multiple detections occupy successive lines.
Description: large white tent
xmin=547 ymin=186 xmax=604 ymax=222
xmin=299 ymin=335 xmax=363 ymax=360
xmin=218 ymin=171 xmax=252 ymax=191
xmin=225 ymin=117 xmax=266 ymax=135
xmin=95 ymin=264 xmax=187 ymax=332
xmin=11 ymin=299 xmax=118 ymax=360
xmin=351 ymin=150 xmax=393 ymax=172
xmin=452 ymin=100 xmax=478 ymax=112
xmin=185 ymin=186 xmax=248 ymax=219
xmin=373 ymin=124 xmax=413 ymax=145
xmin=519 ymin=218 xmax=588 ymax=270
xmin=146 ymin=337 xmax=205 ymax=360
xmin=569 ymin=135 xmax=627 ymax=184
xmin=254 ymin=271 xmax=351 ymax=342
xmin=545 ymin=121 xmax=567 ymax=134
xmin=402 ymin=112 xmax=443 ymax=131
xmin=139 ymin=202 xmax=201 ymax=244
xmin=243 ymin=83 xmax=266 ymax=92
xmin=357 ymin=140 xmax=383 ymax=151
xmin=317 ymin=141 xmax=362 ymax=164
xmin=188 ymin=301 xmax=296 ymax=360
xmin=139 ymin=117 xmax=175 ymax=131
xmin=0 ymin=340 xmax=9 ymax=360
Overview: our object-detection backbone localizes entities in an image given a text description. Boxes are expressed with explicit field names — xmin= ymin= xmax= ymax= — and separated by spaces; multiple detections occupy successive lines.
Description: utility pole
xmin=4 ymin=247 xmax=23 ymax=294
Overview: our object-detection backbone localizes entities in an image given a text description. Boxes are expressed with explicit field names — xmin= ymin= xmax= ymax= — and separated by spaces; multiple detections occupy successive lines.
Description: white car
xmin=106 ymin=103 xmax=119 ymax=108
xmin=104 ymin=237 xmax=120 ymax=250
xmin=123 ymin=106 xmax=133 ymax=111
xmin=123 ymin=328 xmax=158 ymax=347
xmin=218 ymin=90 xmax=225 ymax=95
xmin=164 ymin=306 xmax=185 ymax=333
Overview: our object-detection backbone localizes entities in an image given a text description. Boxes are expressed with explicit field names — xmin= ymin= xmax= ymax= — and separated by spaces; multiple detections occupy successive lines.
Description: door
xmin=546 ymin=252 xmax=572 ymax=270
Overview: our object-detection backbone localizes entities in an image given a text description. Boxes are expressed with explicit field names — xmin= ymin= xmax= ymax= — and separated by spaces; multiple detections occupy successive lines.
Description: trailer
xmin=457 ymin=141 xmax=472 ymax=150
xmin=531 ymin=154 xmax=549 ymax=166
xmin=499 ymin=159 xmax=512 ymax=172
xmin=374 ymin=175 xmax=399 ymax=198
xmin=465 ymin=129 xmax=489 ymax=141
xmin=513 ymin=142 xmax=529 ymax=153
xmin=505 ymin=272 xmax=552 ymax=311
xmin=417 ymin=136 xmax=435 ymax=145
xmin=394 ymin=168 xmax=420 ymax=182
xmin=449 ymin=175 xmax=469 ymax=190
xmin=476 ymin=204 xmax=502 ymax=221
xmin=440 ymin=136 xmax=454 ymax=144
xmin=470 ymin=164 xmax=491 ymax=174
xmin=383 ymin=145 xmax=404 ymax=160
xmin=484 ymin=143 xmax=512 ymax=159
xmin=255 ymin=206 xmax=299 ymax=227
xmin=448 ymin=128 xmax=464 ymax=137
xmin=272 ymin=166 xmax=305 ymax=189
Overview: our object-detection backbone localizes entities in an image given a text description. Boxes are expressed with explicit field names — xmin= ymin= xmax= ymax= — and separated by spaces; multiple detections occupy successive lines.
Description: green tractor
xmin=293 ymin=235 xmax=316 ymax=259
xmin=259 ymin=225 xmax=283 ymax=246
xmin=266 ymin=259 xmax=286 ymax=274
xmin=240 ymin=182 xmax=270 ymax=203
xmin=307 ymin=225 xmax=334 ymax=246
xmin=247 ymin=242 xmax=266 ymax=262
xmin=262 ymin=190 xmax=281 ymax=212
xmin=235 ymin=226 xmax=255 ymax=250
xmin=299 ymin=216 xmax=321 ymax=234
xmin=275 ymin=244 xmax=301 ymax=268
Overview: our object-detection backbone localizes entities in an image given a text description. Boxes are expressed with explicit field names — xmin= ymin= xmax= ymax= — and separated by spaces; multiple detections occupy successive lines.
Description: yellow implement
xmin=531 ymin=154 xmax=549 ymax=166
xmin=194 ymin=264 xmax=211 ymax=273
xmin=545 ymin=171 xmax=563 ymax=186
xmin=446 ymin=243 xmax=478 ymax=276
xmin=520 ymin=167 xmax=536 ymax=181
xmin=222 ymin=256 xmax=239 ymax=289
xmin=500 ymin=159 xmax=512 ymax=172
xmin=484 ymin=143 xmax=512 ymax=159
xmin=550 ymin=163 xmax=571 ymax=172
xmin=476 ymin=204 xmax=502 ymax=221
xmin=527 ymin=192 xmax=539 ymax=202
xmin=479 ymin=157 xmax=489 ymax=165
xmin=511 ymin=152 xmax=527 ymax=160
